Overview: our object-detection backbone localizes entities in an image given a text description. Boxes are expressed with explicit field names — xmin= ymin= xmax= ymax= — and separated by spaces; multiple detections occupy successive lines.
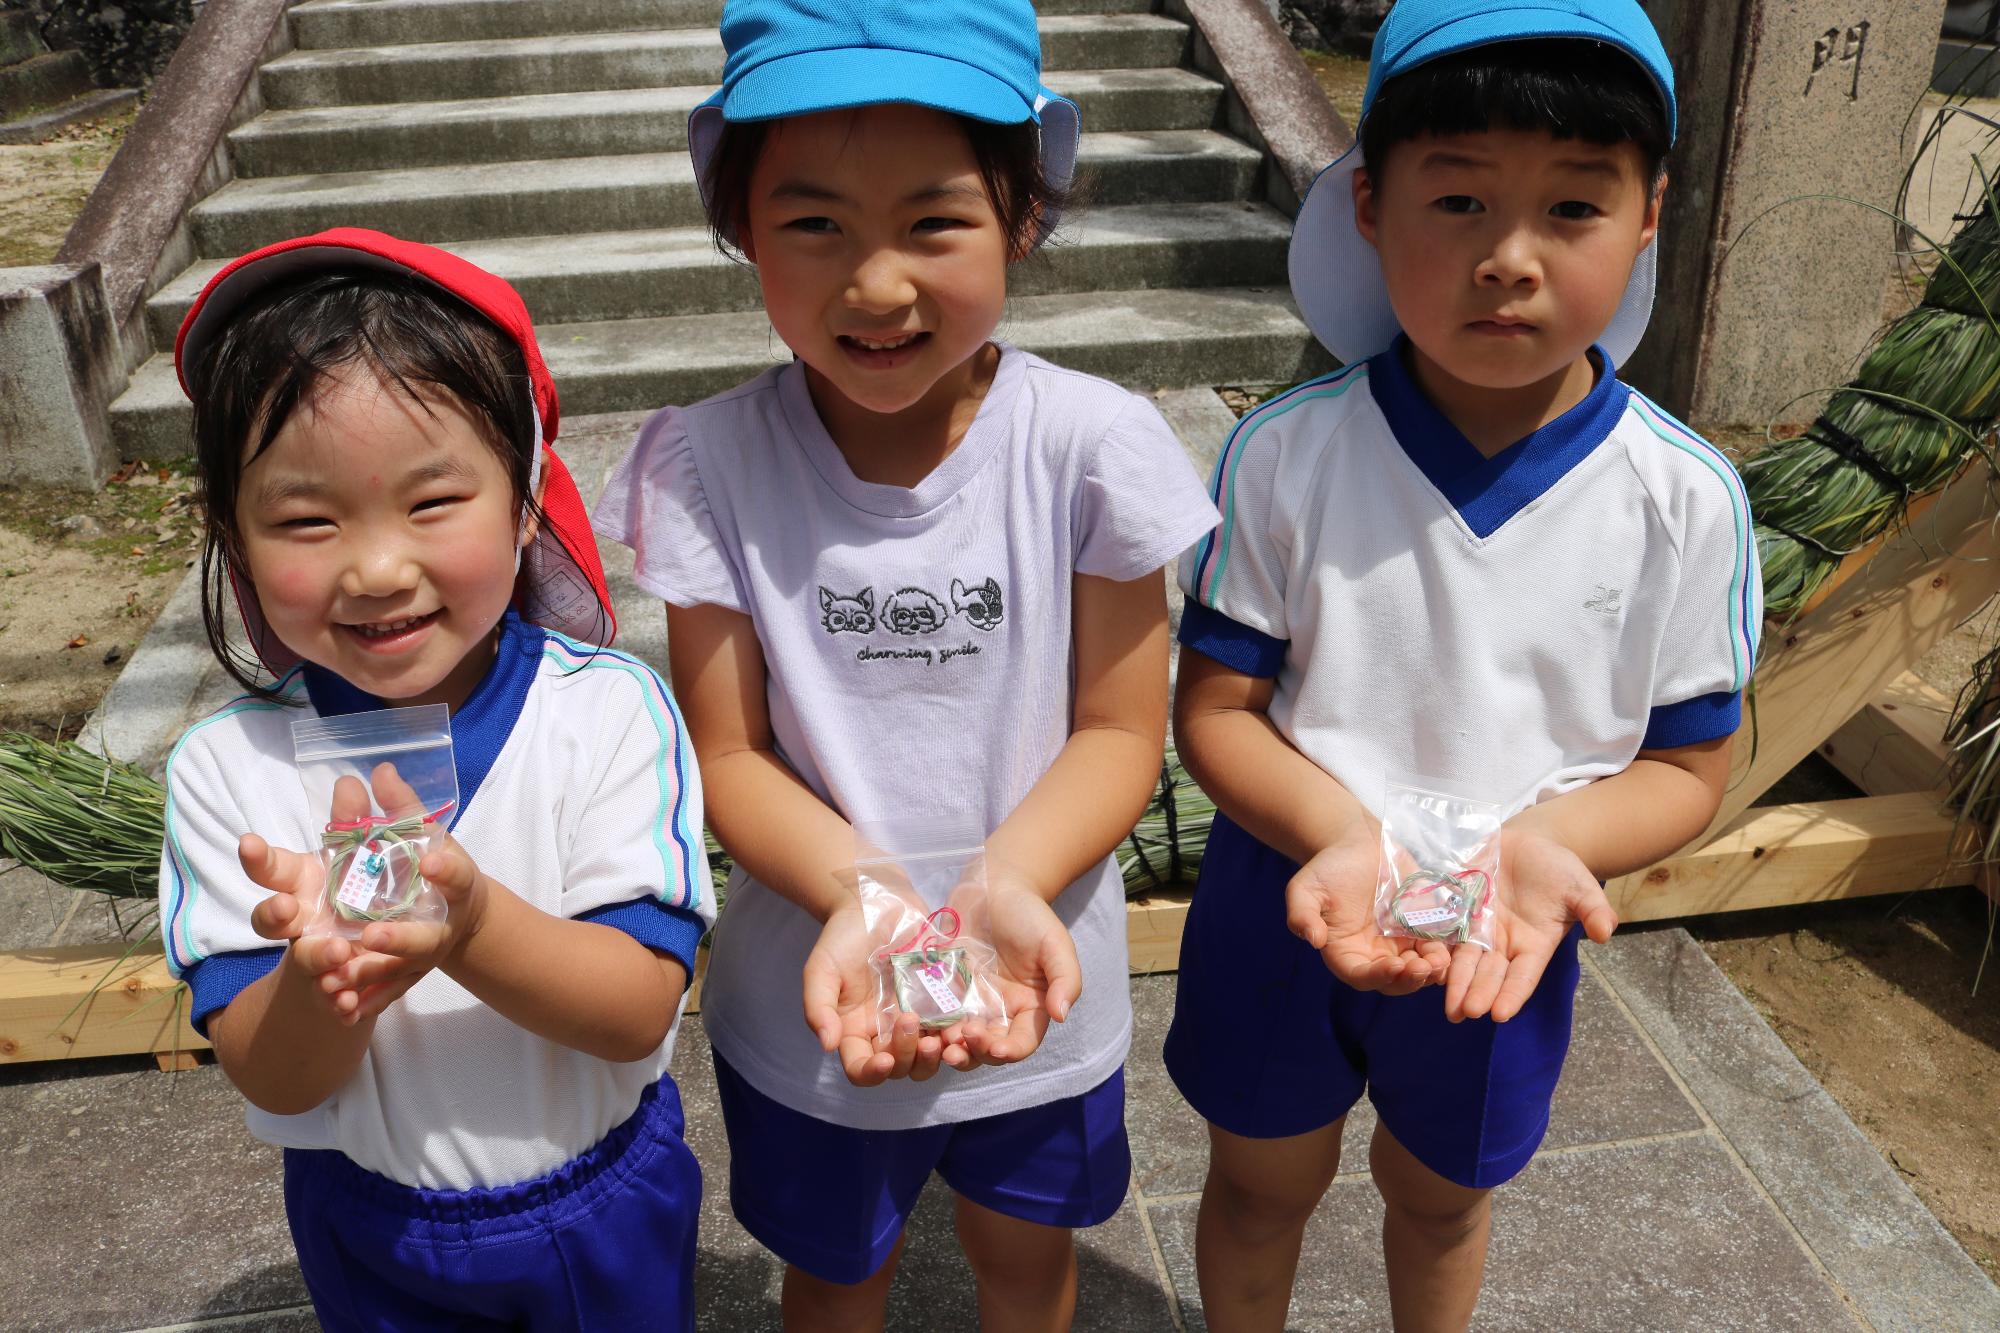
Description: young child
xmin=592 ymin=0 xmax=1218 ymax=1325
xmin=158 ymin=229 xmax=712 ymax=1331
xmin=1164 ymin=2 xmax=1761 ymax=1327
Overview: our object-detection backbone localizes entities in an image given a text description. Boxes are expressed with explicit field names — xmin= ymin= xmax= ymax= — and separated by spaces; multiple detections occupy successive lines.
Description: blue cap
xmin=690 ymin=0 xmax=1080 ymax=244
xmin=1289 ymin=0 xmax=1676 ymax=367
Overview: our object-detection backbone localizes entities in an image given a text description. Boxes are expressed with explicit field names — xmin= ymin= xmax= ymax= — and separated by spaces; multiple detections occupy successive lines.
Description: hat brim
xmin=688 ymin=54 xmax=1079 ymax=247
xmin=1286 ymin=145 xmax=1658 ymax=369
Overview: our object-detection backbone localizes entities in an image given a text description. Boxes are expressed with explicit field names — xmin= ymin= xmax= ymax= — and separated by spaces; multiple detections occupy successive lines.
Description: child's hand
xmin=945 ymin=871 xmax=1083 ymax=1069
xmin=1443 ymin=828 xmax=1618 ymax=1023
xmin=313 ymin=763 xmax=491 ymax=1024
xmin=1287 ymin=821 xmax=1451 ymax=994
xmin=802 ymin=900 xmax=955 ymax=1086
xmin=239 ymin=829 xmax=362 ymax=1012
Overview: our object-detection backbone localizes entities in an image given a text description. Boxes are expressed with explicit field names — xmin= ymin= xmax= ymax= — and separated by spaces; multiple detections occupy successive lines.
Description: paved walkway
xmin=5 ymin=409 xmax=1996 ymax=1331
xmin=2 ymin=889 xmax=1993 ymax=1332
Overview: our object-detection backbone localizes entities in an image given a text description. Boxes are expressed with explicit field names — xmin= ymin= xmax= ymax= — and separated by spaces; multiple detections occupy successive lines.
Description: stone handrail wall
xmin=1168 ymin=0 xmax=1353 ymax=215
xmin=56 ymin=0 xmax=294 ymax=372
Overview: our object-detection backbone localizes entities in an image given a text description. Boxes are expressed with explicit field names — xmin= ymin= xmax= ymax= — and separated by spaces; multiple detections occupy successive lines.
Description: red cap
xmin=174 ymin=228 xmax=617 ymax=669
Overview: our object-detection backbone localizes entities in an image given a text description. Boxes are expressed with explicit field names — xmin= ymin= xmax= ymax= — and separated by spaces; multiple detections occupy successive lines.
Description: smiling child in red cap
xmin=157 ymin=229 xmax=711 ymax=1331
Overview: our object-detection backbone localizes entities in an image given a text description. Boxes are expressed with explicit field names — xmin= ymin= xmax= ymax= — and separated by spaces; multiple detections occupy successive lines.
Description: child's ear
xmin=1352 ymin=168 xmax=1380 ymax=250
xmin=1640 ymin=172 xmax=1668 ymax=251
xmin=1007 ymin=202 xmax=1044 ymax=263
xmin=519 ymin=451 xmax=549 ymax=547
xmin=736 ymin=214 xmax=757 ymax=264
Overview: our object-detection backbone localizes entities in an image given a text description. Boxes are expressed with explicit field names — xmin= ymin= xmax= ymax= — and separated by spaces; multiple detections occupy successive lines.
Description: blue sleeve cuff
xmin=576 ymin=899 xmax=707 ymax=978
xmin=182 ymin=947 xmax=285 ymax=1038
xmin=1643 ymin=690 xmax=1743 ymax=749
xmin=1177 ymin=600 xmax=1288 ymax=677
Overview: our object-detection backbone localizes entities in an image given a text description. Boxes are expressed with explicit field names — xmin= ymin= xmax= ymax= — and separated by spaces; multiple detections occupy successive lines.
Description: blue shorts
xmin=283 ymin=1076 xmax=701 ymax=1332
xmin=712 ymin=1051 xmax=1130 ymax=1284
xmin=1163 ymin=812 xmax=1581 ymax=1190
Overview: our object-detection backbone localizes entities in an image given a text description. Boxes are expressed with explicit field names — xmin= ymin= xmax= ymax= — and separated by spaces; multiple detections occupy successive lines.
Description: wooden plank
xmin=1607 ymin=793 xmax=1975 ymax=922
xmin=1712 ymin=469 xmax=2000 ymax=831
xmin=1127 ymin=890 xmax=1193 ymax=975
xmin=1818 ymin=671 xmax=1957 ymax=797
xmin=0 ymin=944 xmax=208 ymax=1064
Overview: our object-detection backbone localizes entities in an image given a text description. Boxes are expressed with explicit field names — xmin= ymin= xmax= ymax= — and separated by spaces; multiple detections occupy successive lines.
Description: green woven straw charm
xmin=320 ymin=805 xmax=447 ymax=925
xmin=890 ymin=946 xmax=974 ymax=1030
xmin=1390 ymin=866 xmax=1493 ymax=944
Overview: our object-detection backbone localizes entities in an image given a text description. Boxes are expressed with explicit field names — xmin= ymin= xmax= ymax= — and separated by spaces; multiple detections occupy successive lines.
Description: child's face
xmin=1354 ymin=127 xmax=1662 ymax=390
xmin=234 ymin=367 xmax=528 ymax=709
xmin=739 ymin=103 xmax=1011 ymax=419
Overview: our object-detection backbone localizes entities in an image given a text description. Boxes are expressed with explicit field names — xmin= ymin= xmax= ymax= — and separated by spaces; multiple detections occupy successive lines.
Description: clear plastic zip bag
xmin=854 ymin=816 xmax=1009 ymax=1039
xmin=291 ymin=705 xmax=458 ymax=940
xmin=1375 ymin=780 xmax=1502 ymax=951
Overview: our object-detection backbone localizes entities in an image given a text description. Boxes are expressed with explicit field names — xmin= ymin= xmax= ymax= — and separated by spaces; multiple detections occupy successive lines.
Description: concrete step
xmin=261 ymin=15 xmax=1189 ymax=108
xmin=112 ymin=285 xmax=1327 ymax=459
xmin=0 ymin=49 xmax=93 ymax=119
xmin=150 ymin=201 xmax=1292 ymax=343
xmin=230 ymin=67 xmax=1221 ymax=176
xmin=189 ymin=130 xmax=1264 ymax=256
xmin=0 ymin=86 xmax=137 ymax=145
xmin=289 ymin=0 xmax=1157 ymax=49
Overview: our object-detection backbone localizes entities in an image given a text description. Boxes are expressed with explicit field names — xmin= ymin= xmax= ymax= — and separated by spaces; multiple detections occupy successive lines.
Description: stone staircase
xmin=108 ymin=0 xmax=1326 ymax=457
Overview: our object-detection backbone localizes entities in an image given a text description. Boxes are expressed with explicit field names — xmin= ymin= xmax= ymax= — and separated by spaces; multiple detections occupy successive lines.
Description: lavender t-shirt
xmin=593 ymin=346 xmax=1218 ymax=1128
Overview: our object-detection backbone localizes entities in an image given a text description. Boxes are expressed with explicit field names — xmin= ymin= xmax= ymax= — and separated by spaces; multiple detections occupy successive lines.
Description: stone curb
xmin=1589 ymin=928 xmax=2000 ymax=1332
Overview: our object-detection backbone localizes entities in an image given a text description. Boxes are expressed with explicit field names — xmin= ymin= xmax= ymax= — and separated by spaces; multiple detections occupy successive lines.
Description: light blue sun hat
xmin=1289 ymin=0 xmax=1677 ymax=367
xmin=689 ymin=0 xmax=1081 ymax=245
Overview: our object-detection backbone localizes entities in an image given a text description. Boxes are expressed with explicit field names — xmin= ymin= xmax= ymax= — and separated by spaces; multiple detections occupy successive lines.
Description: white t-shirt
xmin=593 ymin=345 xmax=1219 ymax=1129
xmin=1177 ymin=340 xmax=1761 ymax=818
xmin=159 ymin=613 xmax=713 ymax=1190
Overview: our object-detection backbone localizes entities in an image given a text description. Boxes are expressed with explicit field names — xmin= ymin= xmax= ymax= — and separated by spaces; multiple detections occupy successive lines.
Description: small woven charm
xmin=889 ymin=946 xmax=974 ymax=1030
xmin=1390 ymin=866 xmax=1492 ymax=944
xmin=320 ymin=805 xmax=449 ymax=925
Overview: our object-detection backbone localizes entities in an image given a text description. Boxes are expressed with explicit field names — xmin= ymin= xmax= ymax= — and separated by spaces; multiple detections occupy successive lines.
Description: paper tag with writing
xmin=1402 ymin=904 xmax=1459 ymax=928
xmin=917 ymin=963 xmax=961 ymax=1013
xmin=337 ymin=842 xmax=387 ymax=912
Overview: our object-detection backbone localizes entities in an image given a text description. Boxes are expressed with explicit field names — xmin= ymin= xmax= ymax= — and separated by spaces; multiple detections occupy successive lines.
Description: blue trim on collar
xmin=1177 ymin=601 xmax=1288 ymax=678
xmin=1643 ymin=691 xmax=1742 ymax=749
xmin=301 ymin=610 xmax=546 ymax=826
xmin=1368 ymin=337 xmax=1630 ymax=539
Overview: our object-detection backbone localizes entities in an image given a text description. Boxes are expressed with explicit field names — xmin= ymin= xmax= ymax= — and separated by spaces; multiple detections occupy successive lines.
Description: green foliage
xmin=4 ymin=0 xmax=194 ymax=90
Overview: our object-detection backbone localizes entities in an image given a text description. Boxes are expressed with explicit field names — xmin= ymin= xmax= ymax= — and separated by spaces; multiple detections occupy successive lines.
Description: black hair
xmin=700 ymin=112 xmax=1069 ymax=260
xmin=1359 ymin=39 xmax=1671 ymax=186
xmin=183 ymin=268 xmax=575 ymax=699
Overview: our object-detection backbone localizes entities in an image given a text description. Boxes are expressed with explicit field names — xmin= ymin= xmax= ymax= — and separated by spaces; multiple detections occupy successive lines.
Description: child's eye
xmin=1435 ymin=195 xmax=1483 ymax=215
xmin=278 ymin=516 xmax=331 ymax=530
xmin=914 ymin=216 xmax=968 ymax=233
xmin=1551 ymin=200 xmax=1601 ymax=221
xmin=786 ymin=216 xmax=837 ymax=234
xmin=411 ymin=496 xmax=462 ymax=514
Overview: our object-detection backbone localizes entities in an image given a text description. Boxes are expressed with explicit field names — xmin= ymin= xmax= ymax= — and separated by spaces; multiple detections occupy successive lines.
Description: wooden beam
xmin=1128 ymin=891 xmax=1194 ymax=975
xmin=1607 ymin=792 xmax=1975 ymax=922
xmin=1817 ymin=671 xmax=1957 ymax=797
xmin=0 ymin=944 xmax=209 ymax=1064
xmin=1711 ymin=469 xmax=2000 ymax=830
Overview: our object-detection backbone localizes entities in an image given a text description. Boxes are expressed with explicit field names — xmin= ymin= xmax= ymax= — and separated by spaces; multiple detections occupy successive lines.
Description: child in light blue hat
xmin=593 ymin=0 xmax=1219 ymax=1325
xmin=1165 ymin=1 xmax=1761 ymax=1326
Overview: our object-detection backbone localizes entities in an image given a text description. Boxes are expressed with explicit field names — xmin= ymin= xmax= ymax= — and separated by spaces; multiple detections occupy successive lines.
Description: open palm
xmin=950 ymin=878 xmax=1082 ymax=1067
xmin=1286 ymin=824 xmax=1450 ymax=995
xmin=1443 ymin=829 xmax=1618 ymax=1023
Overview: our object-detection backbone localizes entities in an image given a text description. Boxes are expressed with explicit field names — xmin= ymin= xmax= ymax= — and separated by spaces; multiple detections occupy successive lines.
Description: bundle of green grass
xmin=1747 ymin=186 xmax=2000 ymax=619
xmin=1 ymin=735 xmax=1216 ymax=927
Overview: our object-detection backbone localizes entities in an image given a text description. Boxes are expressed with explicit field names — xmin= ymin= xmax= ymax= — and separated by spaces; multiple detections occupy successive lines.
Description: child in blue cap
xmin=1165 ymin=1 xmax=1761 ymax=1326
xmin=594 ymin=0 xmax=1218 ymax=1325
